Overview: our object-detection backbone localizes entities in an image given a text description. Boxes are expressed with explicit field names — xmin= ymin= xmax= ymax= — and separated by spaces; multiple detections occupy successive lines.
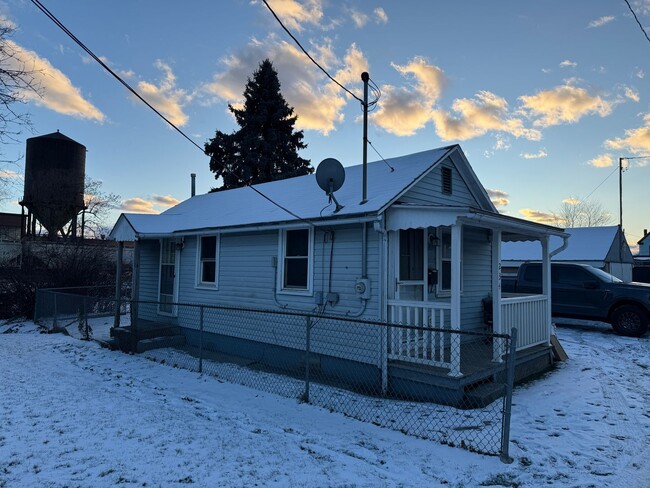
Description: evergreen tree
xmin=205 ymin=59 xmax=312 ymax=191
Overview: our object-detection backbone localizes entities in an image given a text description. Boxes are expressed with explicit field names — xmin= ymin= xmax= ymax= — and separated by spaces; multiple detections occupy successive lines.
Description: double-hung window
xmin=197 ymin=235 xmax=219 ymax=287
xmin=281 ymin=228 xmax=312 ymax=293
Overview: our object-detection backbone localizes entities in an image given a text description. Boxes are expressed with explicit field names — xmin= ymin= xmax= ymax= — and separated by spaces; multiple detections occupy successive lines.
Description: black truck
xmin=502 ymin=262 xmax=650 ymax=337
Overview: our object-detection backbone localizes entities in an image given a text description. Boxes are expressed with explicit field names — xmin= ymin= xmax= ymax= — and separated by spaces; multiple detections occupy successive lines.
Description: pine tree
xmin=205 ymin=59 xmax=312 ymax=191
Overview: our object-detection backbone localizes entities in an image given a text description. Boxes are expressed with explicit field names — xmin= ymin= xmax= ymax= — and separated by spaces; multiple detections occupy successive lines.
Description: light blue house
xmin=110 ymin=145 xmax=566 ymax=405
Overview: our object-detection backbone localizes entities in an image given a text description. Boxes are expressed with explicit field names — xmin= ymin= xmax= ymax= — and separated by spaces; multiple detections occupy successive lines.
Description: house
xmin=110 ymin=145 xmax=566 ymax=406
xmin=637 ymin=229 xmax=650 ymax=256
xmin=501 ymin=226 xmax=633 ymax=282
xmin=0 ymin=212 xmax=24 ymax=267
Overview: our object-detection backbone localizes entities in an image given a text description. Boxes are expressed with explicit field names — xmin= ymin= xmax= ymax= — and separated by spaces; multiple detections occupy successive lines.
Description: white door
xmin=159 ymin=239 xmax=179 ymax=315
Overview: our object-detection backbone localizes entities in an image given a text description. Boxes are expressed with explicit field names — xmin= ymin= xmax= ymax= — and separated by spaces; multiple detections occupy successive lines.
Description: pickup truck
xmin=502 ymin=262 xmax=650 ymax=337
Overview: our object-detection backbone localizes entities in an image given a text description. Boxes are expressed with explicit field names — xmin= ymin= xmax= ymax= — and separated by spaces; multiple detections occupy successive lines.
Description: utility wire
xmin=367 ymin=139 xmax=394 ymax=172
xmin=261 ymin=0 xmax=363 ymax=104
xmin=583 ymin=165 xmax=619 ymax=201
xmin=31 ymin=0 xmax=316 ymax=227
xmin=624 ymin=0 xmax=650 ymax=45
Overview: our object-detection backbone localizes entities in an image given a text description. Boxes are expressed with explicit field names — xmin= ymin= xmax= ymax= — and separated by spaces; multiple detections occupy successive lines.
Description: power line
xmin=260 ymin=0 xmax=363 ymax=105
xmin=624 ymin=0 xmax=650 ymax=45
xmin=367 ymin=139 xmax=394 ymax=172
xmin=583 ymin=165 xmax=618 ymax=201
xmin=31 ymin=0 xmax=316 ymax=227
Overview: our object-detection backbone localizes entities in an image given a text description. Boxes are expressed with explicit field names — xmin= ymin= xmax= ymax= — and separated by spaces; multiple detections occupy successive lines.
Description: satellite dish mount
xmin=316 ymin=158 xmax=346 ymax=213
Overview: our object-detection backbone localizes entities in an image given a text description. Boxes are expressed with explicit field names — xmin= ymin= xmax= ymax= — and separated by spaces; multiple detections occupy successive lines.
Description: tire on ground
xmin=611 ymin=305 xmax=649 ymax=337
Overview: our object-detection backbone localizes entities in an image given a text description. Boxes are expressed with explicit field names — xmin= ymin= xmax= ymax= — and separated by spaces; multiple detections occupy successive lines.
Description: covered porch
xmin=383 ymin=205 xmax=567 ymax=379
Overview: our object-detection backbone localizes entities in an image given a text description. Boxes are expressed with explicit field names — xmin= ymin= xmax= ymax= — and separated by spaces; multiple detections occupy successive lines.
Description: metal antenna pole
xmin=619 ymin=157 xmax=624 ymax=262
xmin=361 ymin=72 xmax=369 ymax=205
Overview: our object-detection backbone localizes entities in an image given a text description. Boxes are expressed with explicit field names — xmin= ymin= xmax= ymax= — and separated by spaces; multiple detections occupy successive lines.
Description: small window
xmin=198 ymin=235 xmax=219 ymax=286
xmin=441 ymin=167 xmax=452 ymax=194
xmin=282 ymin=229 xmax=311 ymax=291
xmin=438 ymin=227 xmax=462 ymax=293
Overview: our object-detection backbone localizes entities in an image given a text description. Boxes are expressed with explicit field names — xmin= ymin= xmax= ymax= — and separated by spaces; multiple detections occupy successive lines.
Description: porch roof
xmin=385 ymin=204 xmax=567 ymax=242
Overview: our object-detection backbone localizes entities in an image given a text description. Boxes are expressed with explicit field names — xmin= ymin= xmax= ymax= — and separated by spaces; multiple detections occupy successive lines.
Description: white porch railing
xmin=500 ymin=295 xmax=549 ymax=351
xmin=387 ymin=300 xmax=453 ymax=369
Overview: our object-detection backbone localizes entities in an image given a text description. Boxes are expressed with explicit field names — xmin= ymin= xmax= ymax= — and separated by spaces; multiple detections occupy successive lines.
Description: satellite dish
xmin=316 ymin=158 xmax=345 ymax=193
xmin=316 ymin=158 xmax=345 ymax=213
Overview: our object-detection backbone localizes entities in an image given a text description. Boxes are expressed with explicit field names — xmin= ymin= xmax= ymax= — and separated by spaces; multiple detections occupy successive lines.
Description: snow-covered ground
xmin=1 ymin=320 xmax=649 ymax=487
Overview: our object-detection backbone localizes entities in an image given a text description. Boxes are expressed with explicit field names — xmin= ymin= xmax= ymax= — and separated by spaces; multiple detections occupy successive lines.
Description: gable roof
xmin=111 ymin=145 xmax=498 ymax=238
xmin=638 ymin=231 xmax=650 ymax=245
xmin=502 ymin=226 xmax=626 ymax=262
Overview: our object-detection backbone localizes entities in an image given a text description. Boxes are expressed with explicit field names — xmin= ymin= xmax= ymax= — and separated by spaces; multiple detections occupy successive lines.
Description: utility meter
xmin=354 ymin=278 xmax=371 ymax=299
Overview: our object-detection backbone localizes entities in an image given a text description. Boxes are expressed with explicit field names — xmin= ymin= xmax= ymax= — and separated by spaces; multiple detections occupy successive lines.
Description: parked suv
xmin=502 ymin=262 xmax=650 ymax=337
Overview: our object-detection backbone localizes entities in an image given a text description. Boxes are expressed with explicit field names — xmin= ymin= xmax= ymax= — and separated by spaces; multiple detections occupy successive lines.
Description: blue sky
xmin=1 ymin=0 xmax=649 ymax=248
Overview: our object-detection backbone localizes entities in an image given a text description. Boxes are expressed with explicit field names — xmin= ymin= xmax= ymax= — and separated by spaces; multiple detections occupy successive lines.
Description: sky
xmin=1 ymin=0 xmax=650 ymax=249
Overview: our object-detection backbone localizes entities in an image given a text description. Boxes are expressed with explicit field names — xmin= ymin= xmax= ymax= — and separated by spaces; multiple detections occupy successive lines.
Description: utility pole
xmin=361 ymin=72 xmax=369 ymax=205
xmin=619 ymin=157 xmax=624 ymax=263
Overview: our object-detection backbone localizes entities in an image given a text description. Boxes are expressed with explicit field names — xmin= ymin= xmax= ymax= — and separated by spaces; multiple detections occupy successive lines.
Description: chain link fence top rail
xmin=35 ymin=289 xmax=515 ymax=457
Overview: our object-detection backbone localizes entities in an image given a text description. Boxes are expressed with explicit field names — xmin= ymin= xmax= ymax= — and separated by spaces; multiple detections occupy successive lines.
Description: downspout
xmin=549 ymin=234 xmax=569 ymax=258
xmin=373 ymin=214 xmax=388 ymax=394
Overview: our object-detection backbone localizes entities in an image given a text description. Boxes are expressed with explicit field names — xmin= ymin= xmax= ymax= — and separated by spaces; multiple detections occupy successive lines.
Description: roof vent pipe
xmin=645 ymin=229 xmax=648 ymax=237
xmin=191 ymin=173 xmax=196 ymax=197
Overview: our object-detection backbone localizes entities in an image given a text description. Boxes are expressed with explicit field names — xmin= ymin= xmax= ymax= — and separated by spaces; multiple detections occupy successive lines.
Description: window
xmin=438 ymin=227 xmax=462 ymax=293
xmin=399 ymin=229 xmax=424 ymax=281
xmin=281 ymin=228 xmax=312 ymax=292
xmin=197 ymin=235 xmax=219 ymax=286
xmin=441 ymin=166 xmax=452 ymax=194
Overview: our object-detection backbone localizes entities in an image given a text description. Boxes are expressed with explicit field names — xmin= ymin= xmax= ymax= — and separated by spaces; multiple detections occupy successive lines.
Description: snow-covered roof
xmin=113 ymin=146 xmax=465 ymax=237
xmin=502 ymin=226 xmax=620 ymax=262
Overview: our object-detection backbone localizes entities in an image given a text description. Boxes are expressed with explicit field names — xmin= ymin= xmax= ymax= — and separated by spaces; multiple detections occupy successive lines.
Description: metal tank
xmin=21 ymin=131 xmax=86 ymax=237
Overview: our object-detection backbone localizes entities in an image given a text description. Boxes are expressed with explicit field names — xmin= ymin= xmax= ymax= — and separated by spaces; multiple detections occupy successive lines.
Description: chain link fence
xmin=35 ymin=288 xmax=516 ymax=459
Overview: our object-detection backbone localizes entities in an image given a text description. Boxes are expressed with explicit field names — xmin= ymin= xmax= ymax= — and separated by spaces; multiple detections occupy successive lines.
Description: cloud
xmin=519 ymin=84 xmax=613 ymax=127
xmin=350 ymin=9 xmax=369 ymax=28
xmin=432 ymin=90 xmax=541 ymax=141
xmin=633 ymin=0 xmax=650 ymax=15
xmin=562 ymin=197 xmax=580 ymax=205
xmin=153 ymin=195 xmax=181 ymax=207
xmin=541 ymin=68 xmax=552 ymax=74
xmin=518 ymin=208 xmax=560 ymax=225
xmin=605 ymin=113 xmax=650 ymax=155
xmin=559 ymin=59 xmax=577 ymax=68
xmin=624 ymin=86 xmax=640 ymax=102
xmin=369 ymin=57 xmax=444 ymax=136
xmin=494 ymin=135 xmax=511 ymax=151
xmin=257 ymin=0 xmax=324 ymax=32
xmin=202 ymin=36 xmax=368 ymax=135
xmin=486 ymin=188 xmax=509 ymax=207
xmin=589 ymin=153 xmax=615 ymax=167
xmin=135 ymin=60 xmax=191 ymax=126
xmin=635 ymin=68 xmax=645 ymax=79
xmin=6 ymin=40 xmax=104 ymax=121
xmin=119 ymin=197 xmax=158 ymax=214
xmin=374 ymin=7 xmax=388 ymax=24
xmin=0 ymin=169 xmax=22 ymax=179
xmin=520 ymin=149 xmax=548 ymax=159
xmin=587 ymin=16 xmax=615 ymax=28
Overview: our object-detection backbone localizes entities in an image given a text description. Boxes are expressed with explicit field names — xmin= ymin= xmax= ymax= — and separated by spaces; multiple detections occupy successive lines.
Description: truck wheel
xmin=611 ymin=305 xmax=649 ymax=337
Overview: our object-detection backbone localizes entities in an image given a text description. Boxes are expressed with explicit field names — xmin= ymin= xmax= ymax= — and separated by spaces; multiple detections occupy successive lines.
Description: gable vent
xmin=441 ymin=166 xmax=452 ymax=194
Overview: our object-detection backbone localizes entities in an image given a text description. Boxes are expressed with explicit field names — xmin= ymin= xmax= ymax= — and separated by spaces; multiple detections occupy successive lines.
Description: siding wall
xmin=399 ymin=158 xmax=478 ymax=207
xmin=138 ymin=224 xmax=384 ymax=366
xmin=137 ymin=239 xmax=163 ymax=322
xmin=460 ymin=226 xmax=492 ymax=331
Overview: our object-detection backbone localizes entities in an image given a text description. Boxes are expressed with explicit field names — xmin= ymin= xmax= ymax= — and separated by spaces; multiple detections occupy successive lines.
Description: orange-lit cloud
xmin=521 ymin=149 xmax=548 ymax=159
xmin=432 ymin=91 xmax=541 ymax=141
xmin=486 ymin=188 xmax=509 ymax=207
xmin=588 ymin=154 xmax=614 ymax=168
xmin=153 ymin=195 xmax=181 ymax=207
xmin=519 ymin=84 xmax=613 ymax=127
xmin=605 ymin=113 xmax=650 ymax=155
xmin=119 ymin=197 xmax=158 ymax=214
xmin=7 ymin=40 xmax=104 ymax=121
xmin=518 ymin=208 xmax=561 ymax=225
xmin=136 ymin=61 xmax=191 ymax=126
xmin=258 ymin=0 xmax=324 ymax=32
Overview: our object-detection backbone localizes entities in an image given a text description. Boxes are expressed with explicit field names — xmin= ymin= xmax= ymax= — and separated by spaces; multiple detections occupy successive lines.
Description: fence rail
xmin=34 ymin=287 xmax=515 ymax=459
xmin=501 ymin=295 xmax=548 ymax=350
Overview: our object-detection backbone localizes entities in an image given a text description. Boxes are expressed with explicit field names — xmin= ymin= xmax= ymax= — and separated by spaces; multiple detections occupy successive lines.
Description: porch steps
xmin=136 ymin=335 xmax=186 ymax=353
xmin=463 ymin=382 xmax=506 ymax=409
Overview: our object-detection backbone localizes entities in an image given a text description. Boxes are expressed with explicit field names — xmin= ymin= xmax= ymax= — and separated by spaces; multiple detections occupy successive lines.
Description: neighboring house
xmin=0 ymin=212 xmax=24 ymax=267
xmin=637 ymin=229 xmax=650 ymax=256
xmin=502 ymin=226 xmax=634 ymax=282
xmin=110 ymin=144 xmax=566 ymax=406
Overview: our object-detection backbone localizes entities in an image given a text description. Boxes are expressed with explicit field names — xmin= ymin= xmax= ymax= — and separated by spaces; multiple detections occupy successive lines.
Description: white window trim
xmin=195 ymin=234 xmax=220 ymax=289
xmin=278 ymin=227 xmax=314 ymax=296
xmin=437 ymin=226 xmax=463 ymax=297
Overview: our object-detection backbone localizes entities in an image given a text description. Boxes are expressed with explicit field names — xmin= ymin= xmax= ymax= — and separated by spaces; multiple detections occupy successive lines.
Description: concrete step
xmin=136 ymin=335 xmax=186 ymax=353
xmin=463 ymin=382 xmax=505 ymax=409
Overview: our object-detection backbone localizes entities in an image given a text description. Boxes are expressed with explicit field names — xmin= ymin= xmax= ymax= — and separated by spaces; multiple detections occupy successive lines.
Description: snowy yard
xmin=1 ymin=321 xmax=649 ymax=487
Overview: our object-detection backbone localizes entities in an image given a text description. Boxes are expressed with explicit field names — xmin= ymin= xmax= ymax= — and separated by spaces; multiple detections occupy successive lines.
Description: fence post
xmin=82 ymin=295 xmax=89 ymax=340
xmin=199 ymin=306 xmax=204 ymax=374
xmin=500 ymin=327 xmax=518 ymax=464
xmin=301 ymin=315 xmax=311 ymax=403
xmin=53 ymin=292 xmax=58 ymax=330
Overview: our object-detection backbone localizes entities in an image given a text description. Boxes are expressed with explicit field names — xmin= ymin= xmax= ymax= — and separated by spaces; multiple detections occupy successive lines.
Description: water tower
xmin=20 ymin=131 xmax=86 ymax=238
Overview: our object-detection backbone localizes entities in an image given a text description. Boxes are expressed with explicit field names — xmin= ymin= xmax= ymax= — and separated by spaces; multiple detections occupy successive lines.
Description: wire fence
xmin=35 ymin=288 xmax=516 ymax=459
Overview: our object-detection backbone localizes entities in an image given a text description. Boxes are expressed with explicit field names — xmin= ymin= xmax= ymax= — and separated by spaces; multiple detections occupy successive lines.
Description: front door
xmin=397 ymin=228 xmax=425 ymax=301
xmin=159 ymin=238 xmax=178 ymax=315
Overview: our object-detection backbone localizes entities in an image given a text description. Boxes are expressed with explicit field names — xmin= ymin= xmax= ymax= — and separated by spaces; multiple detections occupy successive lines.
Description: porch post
xmin=541 ymin=236 xmax=552 ymax=345
xmin=491 ymin=229 xmax=503 ymax=362
xmin=449 ymin=223 xmax=462 ymax=377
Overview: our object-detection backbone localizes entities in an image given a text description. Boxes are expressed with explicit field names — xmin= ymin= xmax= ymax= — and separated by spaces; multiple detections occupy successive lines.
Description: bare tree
xmin=81 ymin=176 xmax=121 ymax=238
xmin=555 ymin=197 xmax=613 ymax=228
xmin=0 ymin=24 xmax=41 ymax=198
